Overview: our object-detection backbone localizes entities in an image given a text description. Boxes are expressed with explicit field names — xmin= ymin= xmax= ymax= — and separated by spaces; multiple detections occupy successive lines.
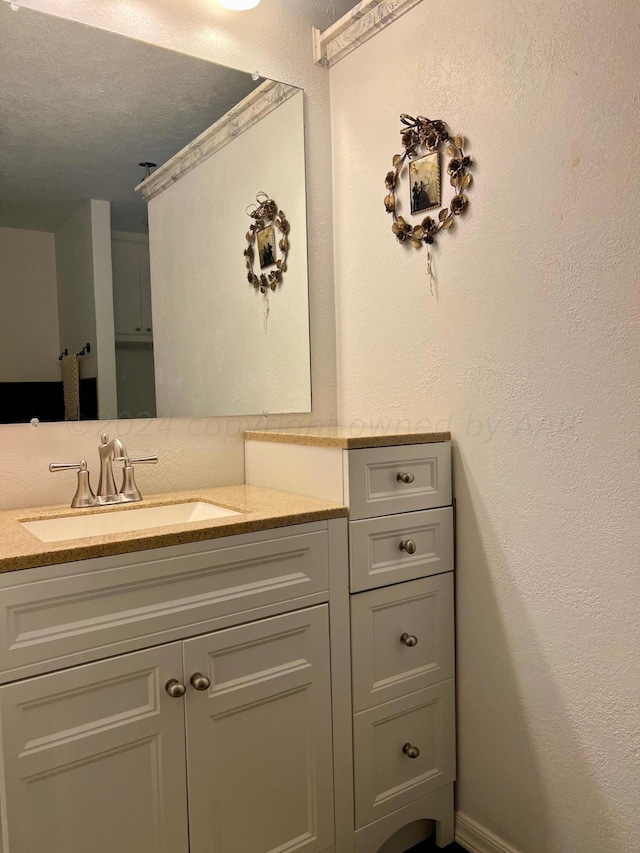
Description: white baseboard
xmin=455 ymin=813 xmax=523 ymax=853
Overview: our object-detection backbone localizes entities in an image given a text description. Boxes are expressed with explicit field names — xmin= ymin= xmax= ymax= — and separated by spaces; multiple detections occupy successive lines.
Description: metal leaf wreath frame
xmin=244 ymin=192 xmax=290 ymax=294
xmin=384 ymin=115 xmax=472 ymax=250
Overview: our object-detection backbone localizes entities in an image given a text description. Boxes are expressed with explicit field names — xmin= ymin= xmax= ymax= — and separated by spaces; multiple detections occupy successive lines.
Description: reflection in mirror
xmin=0 ymin=6 xmax=311 ymax=424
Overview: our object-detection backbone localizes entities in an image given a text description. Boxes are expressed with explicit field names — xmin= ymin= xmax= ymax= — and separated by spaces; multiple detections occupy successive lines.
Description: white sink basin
xmin=21 ymin=501 xmax=241 ymax=543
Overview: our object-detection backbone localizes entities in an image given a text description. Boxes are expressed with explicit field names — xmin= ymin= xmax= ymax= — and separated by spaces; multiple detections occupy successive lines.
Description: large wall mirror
xmin=0 ymin=5 xmax=312 ymax=423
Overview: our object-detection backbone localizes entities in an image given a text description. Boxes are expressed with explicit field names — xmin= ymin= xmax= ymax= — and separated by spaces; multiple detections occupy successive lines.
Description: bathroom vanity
xmin=0 ymin=430 xmax=454 ymax=853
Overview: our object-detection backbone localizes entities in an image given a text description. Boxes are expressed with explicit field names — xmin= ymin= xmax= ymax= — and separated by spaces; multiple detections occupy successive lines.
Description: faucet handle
xmin=49 ymin=460 xmax=96 ymax=508
xmin=49 ymin=460 xmax=88 ymax=473
xmin=118 ymin=456 xmax=158 ymax=502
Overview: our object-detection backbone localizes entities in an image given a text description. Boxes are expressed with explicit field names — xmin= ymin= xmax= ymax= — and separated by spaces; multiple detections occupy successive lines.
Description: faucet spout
xmin=97 ymin=433 xmax=128 ymax=500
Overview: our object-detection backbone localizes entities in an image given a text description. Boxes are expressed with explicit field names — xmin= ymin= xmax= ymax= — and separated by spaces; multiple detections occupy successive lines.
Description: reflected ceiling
xmin=0 ymin=6 xmax=260 ymax=232
xmin=0 ymin=0 xmax=358 ymax=234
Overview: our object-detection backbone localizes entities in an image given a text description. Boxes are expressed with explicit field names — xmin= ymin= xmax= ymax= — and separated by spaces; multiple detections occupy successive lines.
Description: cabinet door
xmin=0 ymin=644 xmax=189 ymax=853
xmin=184 ymin=605 xmax=335 ymax=853
xmin=139 ymin=246 xmax=153 ymax=334
xmin=112 ymin=238 xmax=144 ymax=336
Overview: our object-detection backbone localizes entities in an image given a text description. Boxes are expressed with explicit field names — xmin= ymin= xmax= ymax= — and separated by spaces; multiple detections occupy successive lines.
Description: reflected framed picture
xmin=257 ymin=224 xmax=277 ymax=269
xmin=409 ymin=152 xmax=441 ymax=214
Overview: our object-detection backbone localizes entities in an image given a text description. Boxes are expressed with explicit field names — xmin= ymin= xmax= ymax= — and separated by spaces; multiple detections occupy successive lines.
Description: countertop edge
xmin=244 ymin=430 xmax=452 ymax=448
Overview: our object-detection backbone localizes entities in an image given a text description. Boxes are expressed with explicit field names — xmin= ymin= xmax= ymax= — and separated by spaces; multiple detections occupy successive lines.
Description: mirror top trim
xmin=136 ymin=80 xmax=300 ymax=201
xmin=312 ymin=0 xmax=424 ymax=68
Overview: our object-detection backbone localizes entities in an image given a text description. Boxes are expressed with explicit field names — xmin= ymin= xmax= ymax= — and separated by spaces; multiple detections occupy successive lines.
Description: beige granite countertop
xmin=244 ymin=426 xmax=451 ymax=449
xmin=0 ymin=485 xmax=347 ymax=574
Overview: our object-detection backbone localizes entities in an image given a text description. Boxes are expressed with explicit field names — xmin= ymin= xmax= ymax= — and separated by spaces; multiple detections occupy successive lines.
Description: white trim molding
xmin=312 ymin=0 xmax=424 ymax=68
xmin=455 ymin=812 xmax=524 ymax=853
xmin=136 ymin=80 xmax=299 ymax=201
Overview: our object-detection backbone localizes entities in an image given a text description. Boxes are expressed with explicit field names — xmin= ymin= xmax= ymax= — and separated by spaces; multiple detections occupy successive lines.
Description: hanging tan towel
xmin=60 ymin=353 xmax=80 ymax=421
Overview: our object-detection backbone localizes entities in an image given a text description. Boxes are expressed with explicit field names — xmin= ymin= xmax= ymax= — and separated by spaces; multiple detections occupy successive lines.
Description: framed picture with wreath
xmin=383 ymin=115 xmax=473 ymax=292
xmin=244 ymin=192 xmax=290 ymax=293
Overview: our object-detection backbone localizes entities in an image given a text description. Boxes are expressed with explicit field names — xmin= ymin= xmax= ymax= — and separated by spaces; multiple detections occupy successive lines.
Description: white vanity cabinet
xmin=0 ymin=521 xmax=339 ymax=853
xmin=245 ymin=432 xmax=456 ymax=852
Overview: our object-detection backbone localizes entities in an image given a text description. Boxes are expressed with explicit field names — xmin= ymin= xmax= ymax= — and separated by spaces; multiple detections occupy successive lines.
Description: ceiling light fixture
xmin=218 ymin=0 xmax=260 ymax=10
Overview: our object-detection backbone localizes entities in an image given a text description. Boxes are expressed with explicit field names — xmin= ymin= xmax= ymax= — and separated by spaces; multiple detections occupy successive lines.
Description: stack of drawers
xmin=345 ymin=442 xmax=456 ymax=840
xmin=244 ymin=431 xmax=456 ymax=850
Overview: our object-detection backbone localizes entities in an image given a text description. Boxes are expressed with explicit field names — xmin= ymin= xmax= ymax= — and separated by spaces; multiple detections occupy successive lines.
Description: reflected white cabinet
xmin=112 ymin=231 xmax=153 ymax=342
xmin=0 ymin=523 xmax=338 ymax=853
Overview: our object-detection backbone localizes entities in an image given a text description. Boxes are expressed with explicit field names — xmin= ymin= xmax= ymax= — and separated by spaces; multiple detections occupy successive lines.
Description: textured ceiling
xmin=0 ymin=1 xmax=357 ymax=234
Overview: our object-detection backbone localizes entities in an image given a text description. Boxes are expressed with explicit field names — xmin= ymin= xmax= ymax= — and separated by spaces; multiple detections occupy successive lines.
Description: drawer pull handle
xmin=190 ymin=672 xmax=211 ymax=691
xmin=400 ymin=633 xmax=418 ymax=647
xmin=397 ymin=471 xmax=415 ymax=484
xmin=165 ymin=679 xmax=187 ymax=698
xmin=399 ymin=539 xmax=417 ymax=555
xmin=402 ymin=743 xmax=420 ymax=759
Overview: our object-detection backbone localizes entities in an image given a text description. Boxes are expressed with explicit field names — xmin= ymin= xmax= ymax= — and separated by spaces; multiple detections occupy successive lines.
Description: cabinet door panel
xmin=184 ymin=605 xmax=334 ymax=853
xmin=112 ymin=238 xmax=144 ymax=336
xmin=139 ymin=246 xmax=153 ymax=333
xmin=0 ymin=644 xmax=189 ymax=853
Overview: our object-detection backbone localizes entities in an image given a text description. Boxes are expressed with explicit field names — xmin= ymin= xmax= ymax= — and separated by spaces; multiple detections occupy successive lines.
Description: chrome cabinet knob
xmin=165 ymin=679 xmax=187 ymax=698
xmin=400 ymin=633 xmax=418 ymax=647
xmin=190 ymin=672 xmax=211 ymax=691
xmin=397 ymin=472 xmax=415 ymax=484
xmin=402 ymin=743 xmax=420 ymax=759
xmin=399 ymin=539 xmax=417 ymax=555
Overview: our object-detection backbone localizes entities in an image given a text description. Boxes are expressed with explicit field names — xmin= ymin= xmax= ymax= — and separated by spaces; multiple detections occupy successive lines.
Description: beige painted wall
xmin=0 ymin=227 xmax=60 ymax=382
xmin=0 ymin=0 xmax=338 ymax=510
xmin=55 ymin=202 xmax=99 ymax=380
xmin=55 ymin=200 xmax=117 ymax=420
xmin=149 ymin=91 xmax=311 ymax=418
xmin=0 ymin=228 xmax=60 ymax=382
xmin=329 ymin=1 xmax=640 ymax=851
xmin=90 ymin=200 xmax=117 ymax=420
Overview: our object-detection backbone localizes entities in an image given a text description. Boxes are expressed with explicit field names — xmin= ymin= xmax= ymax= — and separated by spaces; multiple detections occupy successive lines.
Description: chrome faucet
xmin=98 ymin=433 xmax=127 ymax=501
xmin=49 ymin=433 xmax=158 ymax=508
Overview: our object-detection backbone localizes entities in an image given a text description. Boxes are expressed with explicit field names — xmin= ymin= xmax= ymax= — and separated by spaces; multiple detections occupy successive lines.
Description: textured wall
xmin=0 ymin=0 xmax=340 ymax=509
xmin=330 ymin=1 xmax=640 ymax=851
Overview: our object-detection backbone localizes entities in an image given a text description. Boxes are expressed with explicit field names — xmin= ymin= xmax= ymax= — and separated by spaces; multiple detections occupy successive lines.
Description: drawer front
xmin=353 ymin=680 xmax=455 ymax=828
xmin=349 ymin=507 xmax=453 ymax=592
xmin=351 ymin=574 xmax=454 ymax=712
xmin=347 ymin=443 xmax=451 ymax=520
xmin=0 ymin=529 xmax=328 ymax=679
